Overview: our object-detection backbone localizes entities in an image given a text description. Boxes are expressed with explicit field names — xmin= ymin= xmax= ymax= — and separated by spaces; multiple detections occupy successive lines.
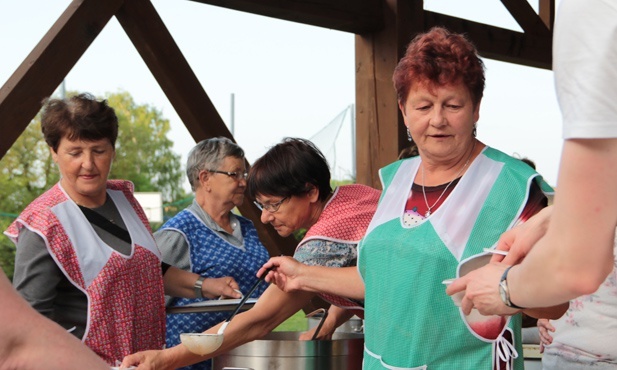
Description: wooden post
xmin=354 ymin=0 xmax=424 ymax=189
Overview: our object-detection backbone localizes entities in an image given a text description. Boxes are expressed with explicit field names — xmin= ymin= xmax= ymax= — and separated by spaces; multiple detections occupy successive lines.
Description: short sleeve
xmin=293 ymin=239 xmax=358 ymax=268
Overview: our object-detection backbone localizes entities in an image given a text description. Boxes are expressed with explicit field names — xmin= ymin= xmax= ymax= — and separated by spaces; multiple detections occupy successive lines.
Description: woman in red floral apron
xmin=7 ymin=93 xmax=240 ymax=365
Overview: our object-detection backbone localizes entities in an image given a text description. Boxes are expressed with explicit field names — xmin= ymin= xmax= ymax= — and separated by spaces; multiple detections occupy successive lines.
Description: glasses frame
xmin=254 ymin=196 xmax=289 ymax=213
xmin=206 ymin=169 xmax=248 ymax=181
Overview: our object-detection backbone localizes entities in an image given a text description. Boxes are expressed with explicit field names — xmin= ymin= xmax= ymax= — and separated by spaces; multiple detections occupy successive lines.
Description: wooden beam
xmin=116 ymin=0 xmax=297 ymax=257
xmin=115 ymin=0 xmax=231 ymax=141
xmin=538 ymin=0 xmax=555 ymax=31
xmin=500 ymin=0 xmax=551 ymax=36
xmin=424 ymin=11 xmax=552 ymax=70
xmin=0 ymin=0 xmax=124 ymax=159
xmin=355 ymin=0 xmax=423 ymax=189
xmin=188 ymin=0 xmax=384 ymax=34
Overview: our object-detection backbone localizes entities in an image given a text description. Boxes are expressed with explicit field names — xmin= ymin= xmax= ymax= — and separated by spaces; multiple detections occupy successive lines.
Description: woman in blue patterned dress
xmin=155 ymin=137 xmax=270 ymax=370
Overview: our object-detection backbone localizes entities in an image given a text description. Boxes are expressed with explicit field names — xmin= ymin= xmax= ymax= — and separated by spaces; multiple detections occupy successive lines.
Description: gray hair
xmin=186 ymin=137 xmax=245 ymax=191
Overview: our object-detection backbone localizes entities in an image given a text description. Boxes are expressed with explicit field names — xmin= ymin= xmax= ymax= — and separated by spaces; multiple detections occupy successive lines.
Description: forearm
xmin=509 ymin=139 xmax=617 ymax=307
xmin=13 ymin=229 xmax=63 ymax=316
xmin=297 ymin=266 xmax=365 ymax=300
xmin=163 ymin=266 xmax=239 ymax=299
xmin=161 ymin=286 xmax=314 ymax=369
xmin=326 ymin=306 xmax=356 ymax=330
xmin=0 ymin=271 xmax=108 ymax=370
xmin=162 ymin=266 xmax=201 ymax=298
xmin=523 ymin=302 xmax=569 ymax=320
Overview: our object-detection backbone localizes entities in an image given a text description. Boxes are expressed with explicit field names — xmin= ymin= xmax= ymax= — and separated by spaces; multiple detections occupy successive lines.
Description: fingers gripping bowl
xmin=443 ymin=250 xmax=509 ymax=341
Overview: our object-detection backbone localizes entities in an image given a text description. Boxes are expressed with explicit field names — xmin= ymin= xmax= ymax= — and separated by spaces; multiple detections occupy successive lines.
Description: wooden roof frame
xmin=0 ymin=0 xmax=555 ymax=259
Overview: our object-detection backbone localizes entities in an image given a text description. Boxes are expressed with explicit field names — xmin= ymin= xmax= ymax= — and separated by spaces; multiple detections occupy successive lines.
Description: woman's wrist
xmin=295 ymin=263 xmax=312 ymax=291
xmin=300 ymin=265 xmax=331 ymax=293
xmin=194 ymin=276 xmax=206 ymax=298
xmin=168 ymin=342 xmax=201 ymax=369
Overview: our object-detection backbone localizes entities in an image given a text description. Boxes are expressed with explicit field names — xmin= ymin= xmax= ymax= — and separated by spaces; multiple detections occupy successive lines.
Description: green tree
xmin=107 ymin=91 xmax=185 ymax=203
xmin=0 ymin=91 xmax=188 ymax=280
xmin=0 ymin=118 xmax=53 ymax=278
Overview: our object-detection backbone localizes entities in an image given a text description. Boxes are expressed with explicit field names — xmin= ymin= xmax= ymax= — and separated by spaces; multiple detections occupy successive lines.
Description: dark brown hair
xmin=393 ymin=27 xmax=485 ymax=107
xmin=247 ymin=138 xmax=332 ymax=202
xmin=41 ymin=93 xmax=118 ymax=152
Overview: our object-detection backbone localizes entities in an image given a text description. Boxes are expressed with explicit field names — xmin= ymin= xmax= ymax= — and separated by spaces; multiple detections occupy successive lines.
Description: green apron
xmin=359 ymin=147 xmax=552 ymax=370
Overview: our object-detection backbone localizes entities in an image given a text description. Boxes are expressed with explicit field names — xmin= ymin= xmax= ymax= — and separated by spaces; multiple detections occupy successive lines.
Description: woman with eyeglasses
xmin=122 ymin=137 xmax=381 ymax=370
xmin=154 ymin=137 xmax=270 ymax=370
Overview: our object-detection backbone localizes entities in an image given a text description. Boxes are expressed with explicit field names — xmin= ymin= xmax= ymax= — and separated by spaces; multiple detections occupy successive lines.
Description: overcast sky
xmin=0 ymin=0 xmax=563 ymax=189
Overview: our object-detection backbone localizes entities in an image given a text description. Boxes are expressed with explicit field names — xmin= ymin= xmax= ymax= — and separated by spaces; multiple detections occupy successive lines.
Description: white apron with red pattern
xmin=5 ymin=180 xmax=166 ymax=365
xmin=298 ymin=184 xmax=380 ymax=317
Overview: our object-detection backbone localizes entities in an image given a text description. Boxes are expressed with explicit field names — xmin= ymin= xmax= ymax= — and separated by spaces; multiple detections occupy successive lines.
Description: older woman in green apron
xmin=260 ymin=27 xmax=568 ymax=369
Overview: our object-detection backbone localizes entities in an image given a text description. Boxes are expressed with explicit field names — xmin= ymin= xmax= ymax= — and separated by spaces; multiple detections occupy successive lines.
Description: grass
xmin=273 ymin=310 xmax=308 ymax=332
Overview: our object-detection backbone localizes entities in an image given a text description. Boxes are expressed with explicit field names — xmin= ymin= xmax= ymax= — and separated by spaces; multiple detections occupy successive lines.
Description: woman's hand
xmin=537 ymin=318 xmax=555 ymax=353
xmin=258 ymin=256 xmax=305 ymax=293
xmin=447 ymin=262 xmax=520 ymax=316
xmin=299 ymin=324 xmax=335 ymax=341
xmin=162 ymin=267 xmax=239 ymax=299
xmin=121 ymin=349 xmax=169 ymax=370
xmin=203 ymin=277 xmax=241 ymax=299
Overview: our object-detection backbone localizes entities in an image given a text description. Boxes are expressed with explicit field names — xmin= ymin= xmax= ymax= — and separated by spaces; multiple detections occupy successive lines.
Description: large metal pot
xmin=212 ymin=331 xmax=364 ymax=370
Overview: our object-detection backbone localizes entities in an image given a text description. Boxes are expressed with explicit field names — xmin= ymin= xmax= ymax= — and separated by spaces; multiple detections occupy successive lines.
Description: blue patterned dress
xmin=160 ymin=208 xmax=270 ymax=370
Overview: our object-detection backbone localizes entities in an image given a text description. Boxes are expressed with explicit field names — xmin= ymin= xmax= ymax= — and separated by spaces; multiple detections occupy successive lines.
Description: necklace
xmin=421 ymin=142 xmax=476 ymax=218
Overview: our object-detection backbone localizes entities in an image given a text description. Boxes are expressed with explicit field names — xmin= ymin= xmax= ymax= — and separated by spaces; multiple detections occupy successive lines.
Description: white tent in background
xmin=309 ymin=105 xmax=355 ymax=181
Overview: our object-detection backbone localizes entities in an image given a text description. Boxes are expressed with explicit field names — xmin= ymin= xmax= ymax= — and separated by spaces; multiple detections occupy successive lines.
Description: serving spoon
xmin=181 ymin=267 xmax=273 ymax=355
xmin=305 ymin=308 xmax=329 ymax=340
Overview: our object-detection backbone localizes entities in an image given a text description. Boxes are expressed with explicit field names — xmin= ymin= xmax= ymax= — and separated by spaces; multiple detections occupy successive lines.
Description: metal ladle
xmin=181 ymin=267 xmax=273 ymax=355
xmin=305 ymin=308 xmax=329 ymax=340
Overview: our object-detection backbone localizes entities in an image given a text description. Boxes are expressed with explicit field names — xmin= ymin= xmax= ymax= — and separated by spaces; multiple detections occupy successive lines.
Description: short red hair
xmin=393 ymin=27 xmax=485 ymax=106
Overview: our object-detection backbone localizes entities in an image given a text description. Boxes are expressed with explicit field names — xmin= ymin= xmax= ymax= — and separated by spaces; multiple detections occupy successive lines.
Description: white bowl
xmin=180 ymin=333 xmax=224 ymax=356
xmin=459 ymin=253 xmax=492 ymax=276
xmin=443 ymin=253 xmax=493 ymax=307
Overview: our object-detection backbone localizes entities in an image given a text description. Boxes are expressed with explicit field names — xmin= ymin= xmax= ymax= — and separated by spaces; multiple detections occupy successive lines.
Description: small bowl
xmin=443 ymin=252 xmax=496 ymax=307
xmin=442 ymin=278 xmax=464 ymax=306
xmin=444 ymin=252 xmax=509 ymax=340
xmin=180 ymin=333 xmax=224 ymax=356
xmin=459 ymin=253 xmax=492 ymax=277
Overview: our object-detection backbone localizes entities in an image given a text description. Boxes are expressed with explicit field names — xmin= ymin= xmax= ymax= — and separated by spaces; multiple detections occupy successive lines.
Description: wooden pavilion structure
xmin=0 ymin=0 xmax=555 ymax=260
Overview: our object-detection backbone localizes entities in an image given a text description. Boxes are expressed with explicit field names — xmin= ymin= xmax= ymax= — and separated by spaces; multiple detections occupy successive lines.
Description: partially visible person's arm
xmin=491 ymin=206 xmax=553 ymax=265
xmin=13 ymin=228 xmax=64 ymax=317
xmin=450 ymin=139 xmax=617 ymax=316
xmin=122 ymin=284 xmax=315 ymax=370
xmin=508 ymin=0 xmax=617 ymax=307
xmin=509 ymin=138 xmax=617 ymax=306
xmin=0 ymin=270 xmax=109 ymax=370
xmin=260 ymin=256 xmax=365 ymax=300
xmin=162 ymin=266 xmax=241 ymax=300
xmin=522 ymin=302 xmax=569 ymax=321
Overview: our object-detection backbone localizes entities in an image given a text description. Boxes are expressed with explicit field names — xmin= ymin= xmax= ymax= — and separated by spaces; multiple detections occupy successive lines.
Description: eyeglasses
xmin=254 ymin=197 xmax=289 ymax=213
xmin=207 ymin=169 xmax=248 ymax=181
